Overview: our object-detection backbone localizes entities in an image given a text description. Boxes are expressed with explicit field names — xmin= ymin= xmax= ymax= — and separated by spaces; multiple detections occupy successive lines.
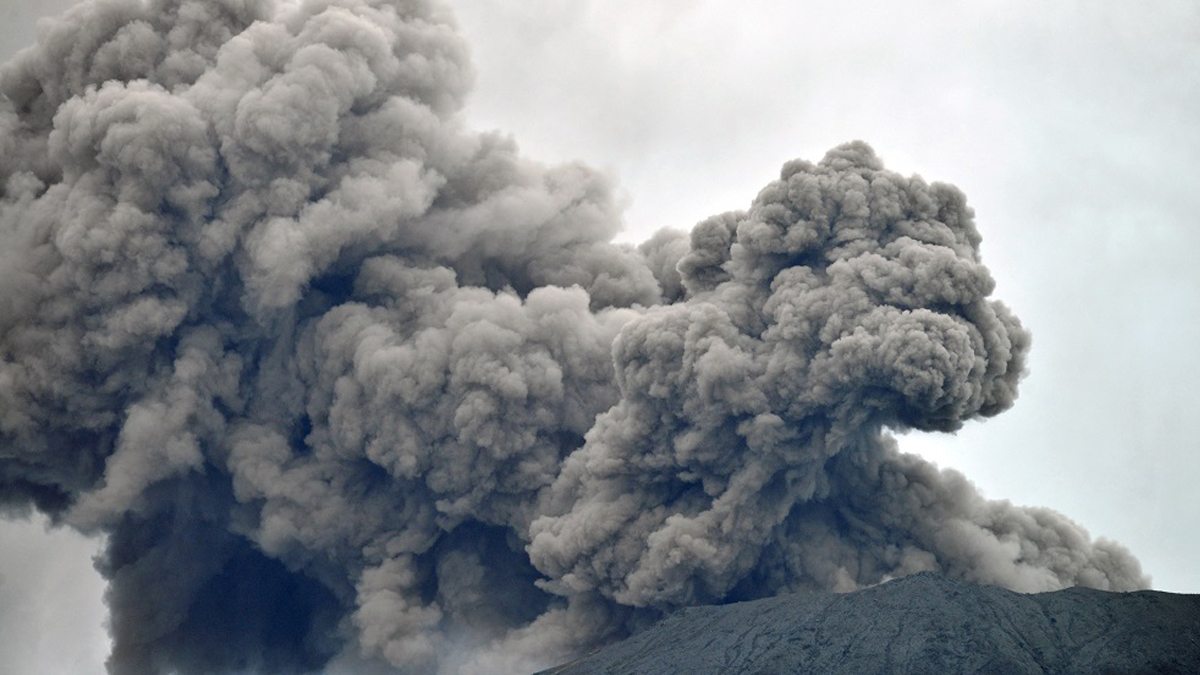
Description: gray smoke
xmin=0 ymin=1 xmax=1145 ymax=673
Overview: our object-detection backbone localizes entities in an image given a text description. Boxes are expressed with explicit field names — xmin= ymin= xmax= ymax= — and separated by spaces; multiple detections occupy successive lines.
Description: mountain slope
xmin=537 ymin=572 xmax=1200 ymax=674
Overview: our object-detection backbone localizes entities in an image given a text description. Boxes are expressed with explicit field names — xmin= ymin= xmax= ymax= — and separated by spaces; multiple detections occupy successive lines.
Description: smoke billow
xmin=0 ymin=0 xmax=1145 ymax=673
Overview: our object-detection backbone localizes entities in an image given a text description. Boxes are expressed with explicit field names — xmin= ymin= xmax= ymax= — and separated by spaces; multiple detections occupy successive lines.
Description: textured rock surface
xmin=536 ymin=572 xmax=1200 ymax=674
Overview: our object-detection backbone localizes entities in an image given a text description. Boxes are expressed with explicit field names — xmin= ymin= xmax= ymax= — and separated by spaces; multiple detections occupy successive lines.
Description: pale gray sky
xmin=1 ymin=1 xmax=1198 ymax=673
xmin=2 ymin=5 xmax=130 ymax=674
xmin=450 ymin=0 xmax=1200 ymax=592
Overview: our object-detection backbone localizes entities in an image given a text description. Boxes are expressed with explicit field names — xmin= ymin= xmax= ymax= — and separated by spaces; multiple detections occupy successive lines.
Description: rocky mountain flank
xmin=536 ymin=572 xmax=1200 ymax=674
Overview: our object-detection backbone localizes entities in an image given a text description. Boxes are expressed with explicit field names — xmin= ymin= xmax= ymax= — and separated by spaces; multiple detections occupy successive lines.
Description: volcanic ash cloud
xmin=0 ymin=0 xmax=1145 ymax=673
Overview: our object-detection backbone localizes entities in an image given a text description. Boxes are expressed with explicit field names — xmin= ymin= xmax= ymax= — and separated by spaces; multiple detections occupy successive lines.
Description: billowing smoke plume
xmin=0 ymin=0 xmax=1145 ymax=673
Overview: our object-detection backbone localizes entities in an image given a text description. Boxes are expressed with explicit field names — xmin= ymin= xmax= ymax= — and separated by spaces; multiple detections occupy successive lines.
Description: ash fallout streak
xmin=0 ymin=0 xmax=1145 ymax=673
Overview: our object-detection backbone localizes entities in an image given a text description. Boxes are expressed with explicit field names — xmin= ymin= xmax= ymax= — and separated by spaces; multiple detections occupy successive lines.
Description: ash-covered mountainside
xmin=538 ymin=572 xmax=1200 ymax=675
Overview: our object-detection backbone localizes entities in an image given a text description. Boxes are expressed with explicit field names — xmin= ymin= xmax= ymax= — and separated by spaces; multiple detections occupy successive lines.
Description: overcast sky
xmin=2 ymin=1 xmax=1198 ymax=673
xmin=449 ymin=0 xmax=1200 ymax=594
